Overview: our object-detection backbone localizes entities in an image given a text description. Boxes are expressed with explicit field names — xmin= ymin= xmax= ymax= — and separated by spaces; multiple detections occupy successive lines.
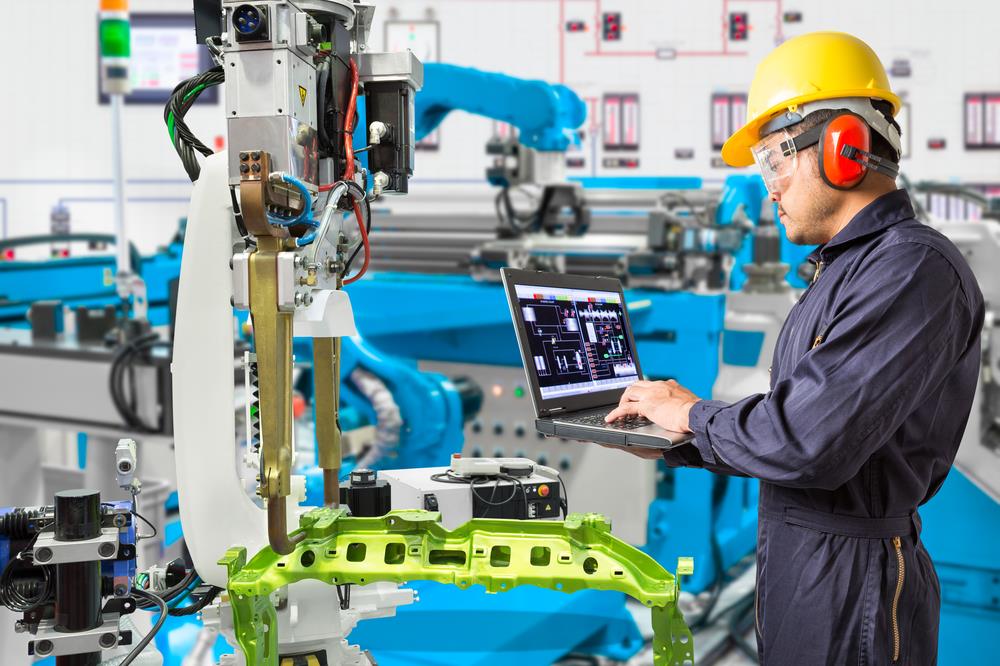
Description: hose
xmin=350 ymin=368 xmax=402 ymax=468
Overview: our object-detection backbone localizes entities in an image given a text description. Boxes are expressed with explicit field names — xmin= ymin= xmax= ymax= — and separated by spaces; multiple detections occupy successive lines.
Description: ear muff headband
xmin=778 ymin=112 xmax=900 ymax=190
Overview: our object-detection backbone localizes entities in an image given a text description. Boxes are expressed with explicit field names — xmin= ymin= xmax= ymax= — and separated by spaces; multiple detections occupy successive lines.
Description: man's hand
xmin=605 ymin=380 xmax=700 ymax=433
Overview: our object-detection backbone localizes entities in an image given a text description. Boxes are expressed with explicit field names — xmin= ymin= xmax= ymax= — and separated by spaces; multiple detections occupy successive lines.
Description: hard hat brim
xmin=721 ymin=88 xmax=902 ymax=168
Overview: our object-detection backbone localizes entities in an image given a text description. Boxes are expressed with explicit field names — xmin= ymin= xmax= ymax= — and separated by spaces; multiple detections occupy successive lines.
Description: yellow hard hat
xmin=722 ymin=31 xmax=901 ymax=167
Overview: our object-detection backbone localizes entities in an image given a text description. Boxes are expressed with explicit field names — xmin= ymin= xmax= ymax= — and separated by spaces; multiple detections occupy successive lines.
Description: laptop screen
xmin=513 ymin=283 xmax=640 ymax=400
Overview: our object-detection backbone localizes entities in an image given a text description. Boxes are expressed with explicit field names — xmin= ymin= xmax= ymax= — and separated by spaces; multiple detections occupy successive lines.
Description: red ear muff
xmin=819 ymin=113 xmax=870 ymax=190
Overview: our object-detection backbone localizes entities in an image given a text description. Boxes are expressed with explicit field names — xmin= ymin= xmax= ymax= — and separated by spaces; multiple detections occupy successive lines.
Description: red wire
xmin=319 ymin=58 xmax=360 ymax=191
xmin=342 ymin=201 xmax=370 ymax=285
xmin=315 ymin=57 xmax=368 ymax=283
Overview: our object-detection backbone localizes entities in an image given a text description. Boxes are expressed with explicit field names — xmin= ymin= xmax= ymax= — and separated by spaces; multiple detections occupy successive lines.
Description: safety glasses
xmin=751 ymin=129 xmax=798 ymax=195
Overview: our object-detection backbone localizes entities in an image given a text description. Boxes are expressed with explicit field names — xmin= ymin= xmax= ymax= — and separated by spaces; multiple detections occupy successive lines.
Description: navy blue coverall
xmin=664 ymin=190 xmax=984 ymax=665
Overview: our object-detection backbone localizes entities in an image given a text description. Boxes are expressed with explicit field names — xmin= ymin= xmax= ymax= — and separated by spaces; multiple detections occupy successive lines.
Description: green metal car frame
xmin=221 ymin=508 xmax=695 ymax=665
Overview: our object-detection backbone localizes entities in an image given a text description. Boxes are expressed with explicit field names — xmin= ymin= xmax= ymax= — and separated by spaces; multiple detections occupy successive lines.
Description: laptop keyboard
xmin=564 ymin=412 xmax=654 ymax=431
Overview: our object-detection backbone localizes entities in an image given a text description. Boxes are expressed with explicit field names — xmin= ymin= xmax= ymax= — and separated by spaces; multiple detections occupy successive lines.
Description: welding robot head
xmin=724 ymin=32 xmax=905 ymax=246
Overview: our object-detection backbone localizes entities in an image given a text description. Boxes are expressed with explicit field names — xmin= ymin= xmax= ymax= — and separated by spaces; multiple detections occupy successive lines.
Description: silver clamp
xmin=32 ymin=527 xmax=120 ymax=565
xmin=29 ymin=616 xmax=123 ymax=658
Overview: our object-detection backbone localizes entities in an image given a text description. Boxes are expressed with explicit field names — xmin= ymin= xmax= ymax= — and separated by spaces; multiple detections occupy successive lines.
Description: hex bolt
xmin=294 ymin=292 xmax=304 ymax=307
xmin=98 ymin=542 xmax=117 ymax=558
xmin=99 ymin=633 xmax=117 ymax=648
xmin=35 ymin=640 xmax=53 ymax=655
xmin=114 ymin=584 xmax=128 ymax=597
xmin=34 ymin=547 xmax=53 ymax=563
xmin=113 ymin=514 xmax=127 ymax=528
xmin=304 ymin=292 xmax=314 ymax=306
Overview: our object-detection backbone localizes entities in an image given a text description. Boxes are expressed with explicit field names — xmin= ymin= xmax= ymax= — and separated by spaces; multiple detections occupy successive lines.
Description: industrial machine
xmin=164 ymin=1 xmax=694 ymax=665
xmin=0 ymin=443 xmax=146 ymax=664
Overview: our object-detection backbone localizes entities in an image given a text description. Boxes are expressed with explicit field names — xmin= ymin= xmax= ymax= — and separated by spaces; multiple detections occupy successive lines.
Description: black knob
xmin=350 ymin=468 xmax=377 ymax=487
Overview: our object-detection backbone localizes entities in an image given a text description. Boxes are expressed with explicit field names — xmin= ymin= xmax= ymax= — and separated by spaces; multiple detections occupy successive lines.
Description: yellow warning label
xmin=102 ymin=268 xmax=114 ymax=287
xmin=298 ymin=86 xmax=307 ymax=106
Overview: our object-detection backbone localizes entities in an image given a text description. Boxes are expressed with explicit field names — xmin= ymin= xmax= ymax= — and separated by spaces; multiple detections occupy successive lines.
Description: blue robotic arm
xmin=415 ymin=63 xmax=586 ymax=151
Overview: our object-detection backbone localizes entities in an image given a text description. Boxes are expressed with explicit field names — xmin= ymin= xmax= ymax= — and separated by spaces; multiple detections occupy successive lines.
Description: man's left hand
xmin=605 ymin=380 xmax=701 ymax=433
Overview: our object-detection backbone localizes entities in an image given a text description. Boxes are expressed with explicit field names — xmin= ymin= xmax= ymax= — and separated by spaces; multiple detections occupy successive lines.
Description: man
xmin=605 ymin=33 xmax=984 ymax=664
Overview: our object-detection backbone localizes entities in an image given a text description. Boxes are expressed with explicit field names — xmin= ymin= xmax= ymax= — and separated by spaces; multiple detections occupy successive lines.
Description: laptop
xmin=501 ymin=268 xmax=693 ymax=450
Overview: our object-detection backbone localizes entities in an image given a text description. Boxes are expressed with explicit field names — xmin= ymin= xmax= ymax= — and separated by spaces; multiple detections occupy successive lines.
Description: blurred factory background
xmin=1 ymin=0 xmax=998 ymax=250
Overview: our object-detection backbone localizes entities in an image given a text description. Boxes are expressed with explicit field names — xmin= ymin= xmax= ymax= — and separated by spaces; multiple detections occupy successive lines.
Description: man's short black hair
xmin=790 ymin=100 xmax=901 ymax=163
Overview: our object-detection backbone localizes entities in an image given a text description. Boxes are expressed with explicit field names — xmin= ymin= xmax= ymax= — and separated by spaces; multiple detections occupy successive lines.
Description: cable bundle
xmin=109 ymin=332 xmax=170 ymax=433
xmin=164 ymin=66 xmax=225 ymax=181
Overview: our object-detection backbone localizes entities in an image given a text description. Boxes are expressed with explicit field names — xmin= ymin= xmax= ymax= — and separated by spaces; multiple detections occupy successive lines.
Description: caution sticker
xmin=298 ymin=86 xmax=307 ymax=106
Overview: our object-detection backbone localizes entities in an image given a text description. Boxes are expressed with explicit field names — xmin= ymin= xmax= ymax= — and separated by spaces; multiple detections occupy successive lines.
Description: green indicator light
xmin=100 ymin=19 xmax=131 ymax=58
xmin=514 ymin=386 xmax=525 ymax=398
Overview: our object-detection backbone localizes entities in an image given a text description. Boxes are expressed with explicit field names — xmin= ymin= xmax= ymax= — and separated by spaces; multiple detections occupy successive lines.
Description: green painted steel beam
xmin=220 ymin=508 xmax=695 ymax=665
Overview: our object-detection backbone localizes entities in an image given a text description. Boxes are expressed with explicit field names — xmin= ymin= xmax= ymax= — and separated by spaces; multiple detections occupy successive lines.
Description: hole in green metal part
xmin=428 ymin=549 xmax=467 ymax=566
xmin=408 ymin=545 xmax=420 ymax=555
xmin=613 ymin=569 xmax=624 ymax=578
xmin=554 ymin=582 xmax=563 ymax=591
xmin=346 ymin=543 xmax=367 ymax=562
xmin=384 ymin=542 xmax=405 ymax=565
xmin=276 ymin=562 xmax=285 ymax=568
xmin=326 ymin=549 xmax=338 ymax=558
xmin=300 ymin=550 xmax=315 ymax=568
xmin=558 ymin=553 xmax=572 ymax=563
xmin=490 ymin=546 xmax=511 ymax=567
xmin=530 ymin=546 xmax=551 ymax=566
xmin=474 ymin=547 xmax=485 ymax=557
xmin=583 ymin=557 xmax=598 ymax=575
xmin=679 ymin=634 xmax=690 ymax=644
xmin=500 ymin=582 xmax=507 ymax=589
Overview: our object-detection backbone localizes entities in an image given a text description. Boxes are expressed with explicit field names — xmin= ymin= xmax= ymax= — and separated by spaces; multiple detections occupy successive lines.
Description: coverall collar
xmin=807 ymin=188 xmax=915 ymax=263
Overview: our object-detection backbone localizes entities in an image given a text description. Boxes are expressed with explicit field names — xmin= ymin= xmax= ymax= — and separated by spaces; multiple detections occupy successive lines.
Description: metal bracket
xmin=28 ymin=616 xmax=126 ymax=657
xmin=232 ymin=252 xmax=251 ymax=310
xmin=32 ymin=527 xmax=120 ymax=564
xmin=220 ymin=508 xmax=695 ymax=665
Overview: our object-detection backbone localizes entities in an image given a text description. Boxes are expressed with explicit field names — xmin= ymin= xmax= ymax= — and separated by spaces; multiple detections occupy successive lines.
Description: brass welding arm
xmin=313 ymin=336 xmax=342 ymax=506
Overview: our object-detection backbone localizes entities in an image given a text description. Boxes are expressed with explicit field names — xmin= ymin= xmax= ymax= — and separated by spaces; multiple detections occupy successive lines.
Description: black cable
xmin=109 ymin=333 xmax=170 ymax=433
xmin=496 ymin=187 xmax=541 ymax=233
xmin=123 ymin=589 xmax=168 ymax=666
xmin=336 ymin=583 xmax=351 ymax=610
xmin=341 ymin=184 xmax=372 ymax=280
xmin=429 ymin=471 xmax=523 ymax=517
xmin=555 ymin=472 xmax=569 ymax=519
xmin=169 ymin=584 xmax=222 ymax=617
xmin=134 ymin=568 xmax=196 ymax=610
xmin=0 ymin=535 xmax=51 ymax=612
xmin=163 ymin=67 xmax=225 ymax=181
xmin=131 ymin=509 xmax=158 ymax=541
